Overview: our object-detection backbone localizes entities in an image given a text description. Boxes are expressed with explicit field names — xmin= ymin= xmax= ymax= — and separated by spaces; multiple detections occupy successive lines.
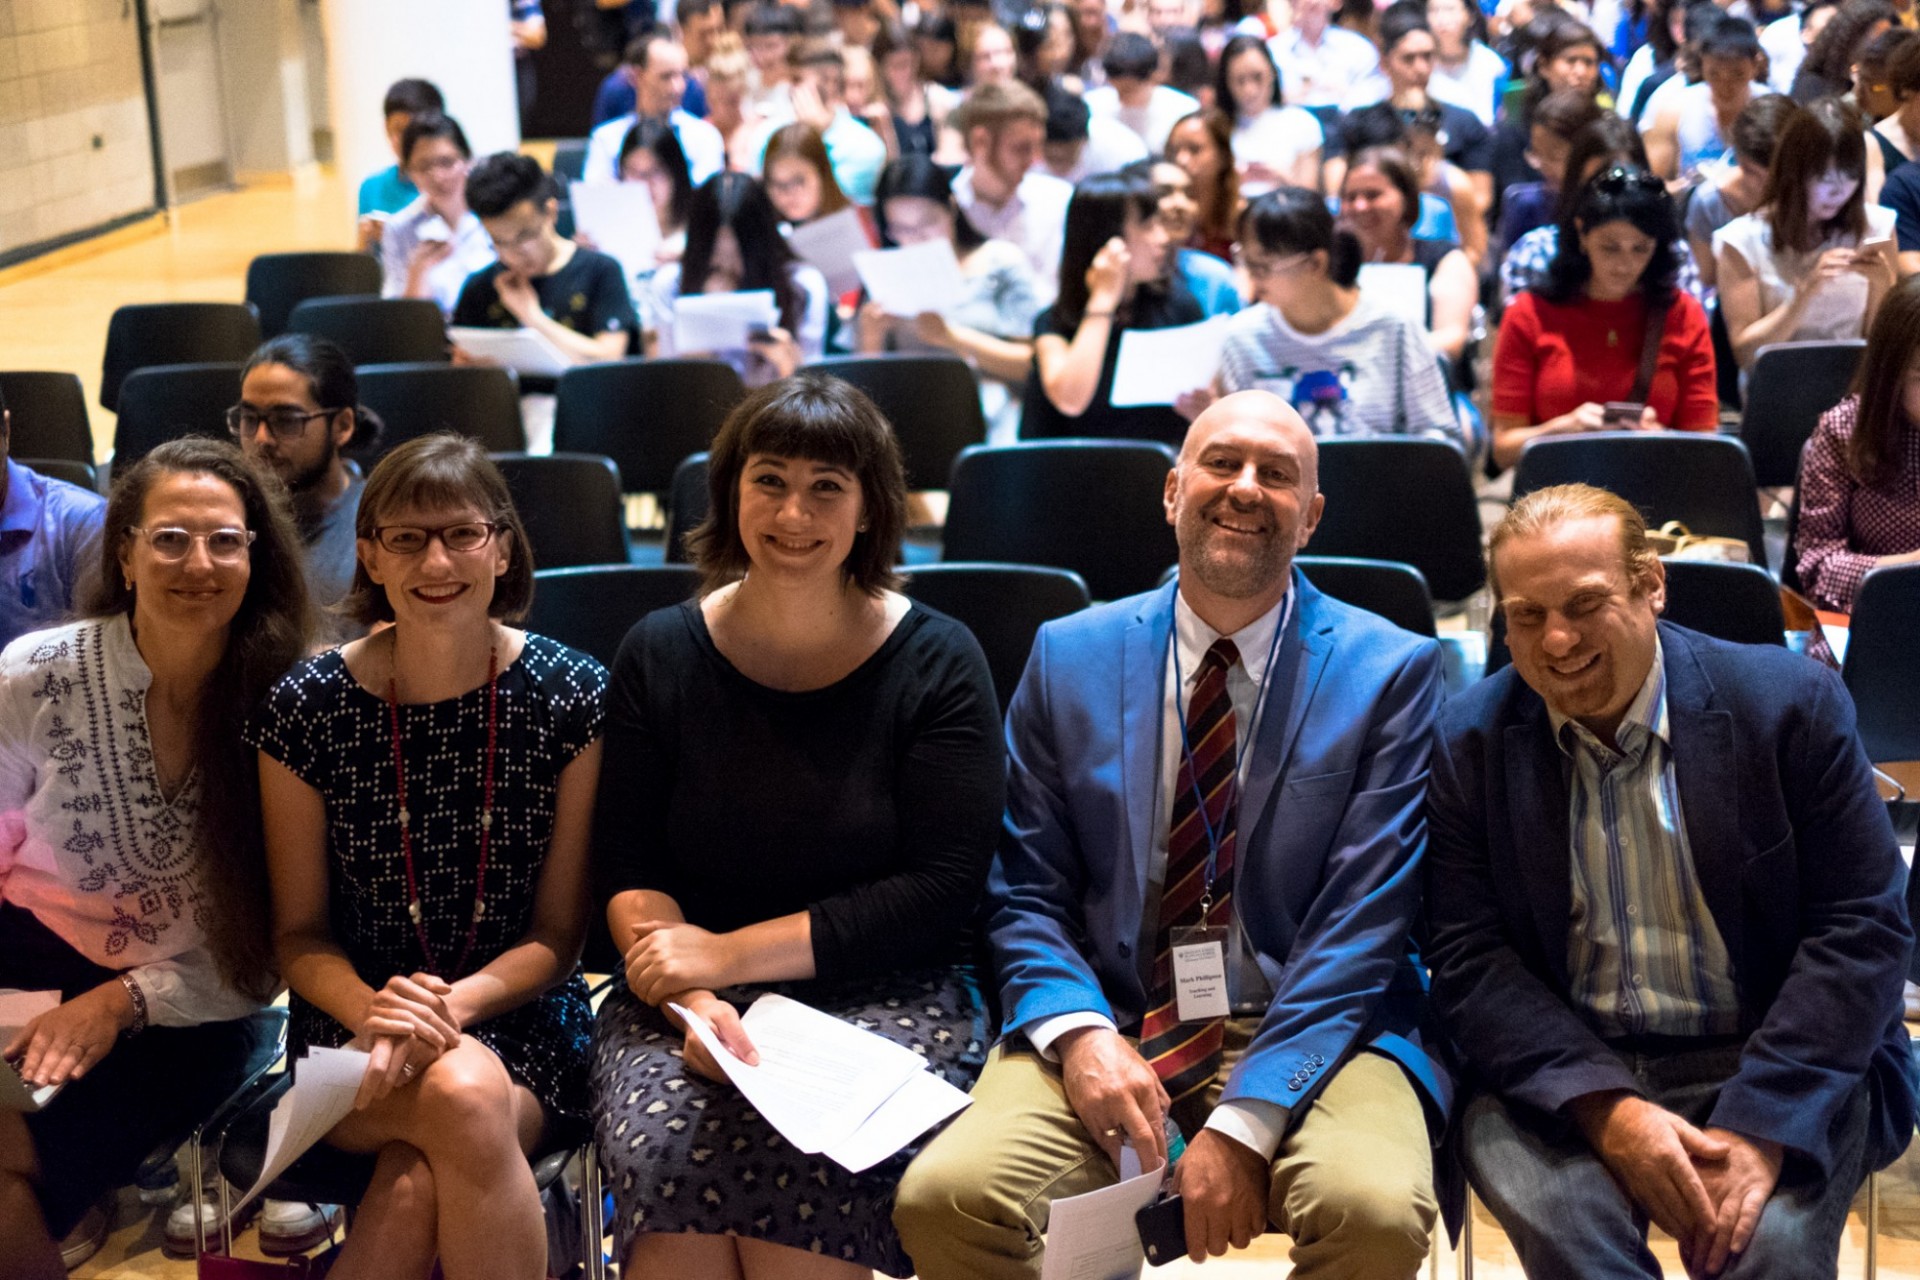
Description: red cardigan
xmin=1493 ymin=289 xmax=1719 ymax=431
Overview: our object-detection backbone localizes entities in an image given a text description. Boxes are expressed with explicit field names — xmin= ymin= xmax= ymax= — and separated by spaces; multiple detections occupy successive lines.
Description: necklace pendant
xmin=408 ymin=899 xmax=423 ymax=924
xmin=472 ymin=899 xmax=486 ymax=921
xmin=480 ymin=810 xmax=492 ymax=830
xmin=1607 ymin=329 xmax=1619 ymax=347
xmin=399 ymin=808 xmax=411 ymax=828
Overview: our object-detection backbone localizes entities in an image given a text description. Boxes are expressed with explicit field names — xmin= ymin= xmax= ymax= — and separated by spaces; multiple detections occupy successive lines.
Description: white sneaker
xmin=162 ymin=1189 xmax=258 ymax=1257
xmin=58 ymin=1200 xmax=109 ymax=1269
xmin=257 ymin=1200 xmax=342 ymax=1256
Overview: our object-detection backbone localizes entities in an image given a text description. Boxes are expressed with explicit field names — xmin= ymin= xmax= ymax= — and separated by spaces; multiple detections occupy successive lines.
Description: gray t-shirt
xmin=303 ymin=464 xmax=365 ymax=642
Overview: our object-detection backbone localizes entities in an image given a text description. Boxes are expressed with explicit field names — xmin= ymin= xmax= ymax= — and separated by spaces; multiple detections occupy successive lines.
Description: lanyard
xmin=1169 ymin=593 xmax=1290 ymax=917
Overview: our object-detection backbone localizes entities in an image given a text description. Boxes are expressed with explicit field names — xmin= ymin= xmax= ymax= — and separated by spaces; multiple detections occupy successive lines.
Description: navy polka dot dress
xmin=248 ymin=635 xmax=607 ymax=1130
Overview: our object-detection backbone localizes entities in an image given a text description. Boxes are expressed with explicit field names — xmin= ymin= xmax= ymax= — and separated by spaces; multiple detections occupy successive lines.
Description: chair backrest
xmin=811 ymin=355 xmax=988 ymax=491
xmin=552 ymin=359 xmax=746 ymax=494
xmin=353 ymin=363 xmax=525 ymax=464
xmin=0 ymin=371 xmax=93 ymax=463
xmin=491 ymin=453 xmax=630 ymax=569
xmin=1657 ymin=559 xmax=1786 ymax=647
xmin=527 ymin=564 xmax=702 ymax=671
xmin=110 ymin=363 xmax=244 ymax=470
xmin=551 ymin=139 xmax=590 ymax=183
xmin=1737 ymin=340 xmax=1864 ymax=488
xmin=903 ymin=563 xmax=1092 ymax=711
xmin=942 ymin=440 xmax=1180 ymax=602
xmin=1294 ymin=556 xmax=1437 ymax=636
xmin=1510 ymin=433 xmax=1768 ymax=567
xmin=244 ymin=252 xmax=386 ymax=339
xmin=286 ymin=297 xmax=449 ymax=367
xmin=665 ymin=451 xmax=710 ymax=565
xmin=19 ymin=458 xmax=100 ymax=493
xmin=1709 ymin=297 xmax=1741 ymax=411
xmin=1311 ymin=438 xmax=1486 ymax=602
xmin=100 ymin=303 xmax=261 ymax=412
xmin=1841 ymin=562 xmax=1920 ymax=765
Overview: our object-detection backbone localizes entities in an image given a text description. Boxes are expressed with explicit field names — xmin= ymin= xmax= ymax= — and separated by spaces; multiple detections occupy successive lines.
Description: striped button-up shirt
xmin=1551 ymin=643 xmax=1741 ymax=1039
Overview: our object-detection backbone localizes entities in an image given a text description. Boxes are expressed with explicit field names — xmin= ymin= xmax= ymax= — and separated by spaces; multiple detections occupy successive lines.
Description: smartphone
xmin=1602 ymin=401 xmax=1644 ymax=430
xmin=746 ymin=325 xmax=774 ymax=343
xmin=1136 ymin=1195 xmax=1186 ymax=1266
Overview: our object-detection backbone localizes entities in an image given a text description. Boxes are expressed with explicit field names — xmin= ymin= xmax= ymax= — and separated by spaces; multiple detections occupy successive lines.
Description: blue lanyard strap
xmin=1169 ymin=594 xmax=1291 ymax=907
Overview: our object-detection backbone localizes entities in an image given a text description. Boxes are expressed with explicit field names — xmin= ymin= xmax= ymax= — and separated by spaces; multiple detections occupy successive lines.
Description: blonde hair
xmin=1488 ymin=483 xmax=1660 ymax=602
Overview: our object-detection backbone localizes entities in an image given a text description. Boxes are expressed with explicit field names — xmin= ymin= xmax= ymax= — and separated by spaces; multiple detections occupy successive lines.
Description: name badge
xmin=1170 ymin=925 xmax=1231 ymax=1022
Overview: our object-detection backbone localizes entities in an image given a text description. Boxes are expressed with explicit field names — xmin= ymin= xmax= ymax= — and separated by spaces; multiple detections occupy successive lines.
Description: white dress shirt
xmin=1085 ymin=84 xmax=1204 ymax=154
xmin=1269 ymin=24 xmax=1380 ymax=108
xmin=585 ymin=107 xmax=728 ymax=187
xmin=953 ymin=167 xmax=1074 ymax=308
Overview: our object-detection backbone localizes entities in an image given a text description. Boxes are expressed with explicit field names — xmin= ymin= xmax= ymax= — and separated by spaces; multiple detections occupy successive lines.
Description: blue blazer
xmin=1426 ymin=623 xmax=1917 ymax=1176
xmin=986 ymin=572 xmax=1452 ymax=1120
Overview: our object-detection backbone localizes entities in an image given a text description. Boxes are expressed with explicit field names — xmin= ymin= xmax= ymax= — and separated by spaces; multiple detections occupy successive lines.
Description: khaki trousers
xmin=895 ymin=1038 xmax=1437 ymax=1280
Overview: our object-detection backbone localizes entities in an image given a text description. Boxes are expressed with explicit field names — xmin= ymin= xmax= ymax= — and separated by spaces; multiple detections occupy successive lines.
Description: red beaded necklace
xmin=387 ymin=647 xmax=500 ymax=977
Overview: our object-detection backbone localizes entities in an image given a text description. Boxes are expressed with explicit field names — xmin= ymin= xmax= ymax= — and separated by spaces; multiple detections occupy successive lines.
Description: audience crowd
xmin=5 ymin=0 xmax=1920 ymax=1277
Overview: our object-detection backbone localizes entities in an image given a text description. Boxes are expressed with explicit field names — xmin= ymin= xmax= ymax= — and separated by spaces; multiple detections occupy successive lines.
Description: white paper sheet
xmin=448 ymin=325 xmax=573 ymax=378
xmin=820 ymin=1067 xmax=972 ymax=1172
xmin=570 ymin=180 xmax=664 ymax=281
xmin=1358 ymin=262 xmax=1430 ymax=329
xmin=672 ymin=290 xmax=779 ymax=353
xmin=233 ymin=1046 xmax=371 ymax=1213
xmin=1040 ymin=1145 xmax=1166 ymax=1280
xmin=0 ymin=989 xmax=63 ymax=1112
xmin=852 ymin=239 xmax=969 ymax=316
xmin=785 ymin=207 xmax=871 ymax=297
xmin=1109 ymin=315 xmax=1233 ymax=407
xmin=672 ymin=994 xmax=930 ymax=1157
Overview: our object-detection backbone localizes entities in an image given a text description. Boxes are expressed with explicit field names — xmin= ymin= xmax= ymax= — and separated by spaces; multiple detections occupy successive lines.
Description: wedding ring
xmin=401 ymin=1061 xmax=417 ymax=1078
xmin=1102 ymin=1127 xmax=1123 ymax=1137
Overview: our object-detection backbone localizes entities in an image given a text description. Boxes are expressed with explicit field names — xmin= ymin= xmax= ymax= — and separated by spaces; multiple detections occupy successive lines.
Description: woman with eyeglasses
xmin=1489 ymin=165 xmax=1718 ymax=471
xmin=251 ymin=434 xmax=605 ymax=1280
xmin=1024 ymin=169 xmax=1210 ymax=443
xmin=0 ymin=438 xmax=310 ymax=1276
xmin=380 ymin=113 xmax=497 ymax=318
xmin=1216 ymin=35 xmax=1324 ymax=194
xmin=230 ymin=335 xmax=381 ymax=640
xmin=1215 ymin=186 xmax=1468 ymax=450
xmin=1715 ymin=98 xmax=1899 ymax=373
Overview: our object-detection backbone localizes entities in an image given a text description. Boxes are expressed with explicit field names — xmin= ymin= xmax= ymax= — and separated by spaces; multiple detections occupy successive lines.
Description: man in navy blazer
xmin=896 ymin=392 xmax=1451 ymax=1279
xmin=1427 ymin=484 xmax=1915 ymax=1279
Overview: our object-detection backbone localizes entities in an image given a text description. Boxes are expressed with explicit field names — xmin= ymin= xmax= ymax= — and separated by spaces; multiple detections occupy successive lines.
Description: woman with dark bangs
xmin=588 ymin=375 xmax=1002 ymax=1280
xmin=1490 ymin=165 xmax=1718 ymax=470
xmin=649 ymin=171 xmax=830 ymax=380
xmin=1794 ymin=273 xmax=1920 ymax=610
xmin=1716 ymin=98 xmax=1899 ymax=373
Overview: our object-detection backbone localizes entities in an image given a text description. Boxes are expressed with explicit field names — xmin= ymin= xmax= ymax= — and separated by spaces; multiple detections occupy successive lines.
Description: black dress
xmin=247 ymin=635 xmax=607 ymax=1131
xmin=1020 ymin=278 xmax=1206 ymax=445
xmin=589 ymin=601 xmax=1005 ymax=1274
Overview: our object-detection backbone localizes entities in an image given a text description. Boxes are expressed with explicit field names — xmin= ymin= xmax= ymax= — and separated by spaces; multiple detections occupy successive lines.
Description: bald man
xmin=895 ymin=392 xmax=1451 ymax=1279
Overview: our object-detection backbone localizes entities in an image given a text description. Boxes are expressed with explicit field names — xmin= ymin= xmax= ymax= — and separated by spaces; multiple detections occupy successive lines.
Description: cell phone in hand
xmin=1136 ymin=1195 xmax=1186 ymax=1266
xmin=1602 ymin=401 xmax=1644 ymax=430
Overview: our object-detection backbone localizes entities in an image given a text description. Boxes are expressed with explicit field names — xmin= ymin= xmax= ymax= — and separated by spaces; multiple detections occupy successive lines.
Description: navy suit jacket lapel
xmin=1240 ymin=569 xmax=1326 ymax=841
xmin=1660 ymin=626 xmax=1745 ymax=963
xmin=1503 ymin=690 xmax=1575 ymax=986
xmin=1121 ymin=585 xmax=1176 ymax=912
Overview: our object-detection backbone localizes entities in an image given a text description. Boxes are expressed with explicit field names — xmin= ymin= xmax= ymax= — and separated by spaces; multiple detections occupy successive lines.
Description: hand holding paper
xmin=1109 ymin=317 xmax=1232 ymax=408
xmin=1040 ymin=1144 xmax=1167 ymax=1280
xmin=853 ymin=239 xmax=969 ymax=317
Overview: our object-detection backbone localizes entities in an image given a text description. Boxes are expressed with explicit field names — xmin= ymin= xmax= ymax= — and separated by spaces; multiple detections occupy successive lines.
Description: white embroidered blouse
xmin=0 ymin=615 xmax=260 ymax=1026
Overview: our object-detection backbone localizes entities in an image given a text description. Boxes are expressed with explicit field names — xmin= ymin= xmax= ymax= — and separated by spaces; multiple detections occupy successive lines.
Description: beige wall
xmin=0 ymin=0 xmax=157 ymax=257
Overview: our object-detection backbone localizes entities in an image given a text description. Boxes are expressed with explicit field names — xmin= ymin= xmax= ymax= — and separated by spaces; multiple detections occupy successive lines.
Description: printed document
xmin=1040 ymin=1145 xmax=1166 ymax=1280
xmin=1109 ymin=316 xmax=1233 ymax=407
xmin=448 ymin=326 xmax=572 ymax=378
xmin=786 ymin=207 xmax=871 ymax=297
xmin=672 ymin=290 xmax=779 ymax=353
xmin=235 ymin=1046 xmax=372 ymax=1213
xmin=852 ymin=239 xmax=969 ymax=316
xmin=570 ymin=180 xmax=665 ymax=282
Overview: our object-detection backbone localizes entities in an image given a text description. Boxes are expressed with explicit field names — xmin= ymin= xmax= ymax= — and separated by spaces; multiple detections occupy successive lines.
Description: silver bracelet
xmin=118 ymin=972 xmax=148 ymax=1036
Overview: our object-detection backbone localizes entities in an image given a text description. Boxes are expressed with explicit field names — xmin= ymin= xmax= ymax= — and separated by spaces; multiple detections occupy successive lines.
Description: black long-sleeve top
xmin=592 ymin=600 xmax=1006 ymax=980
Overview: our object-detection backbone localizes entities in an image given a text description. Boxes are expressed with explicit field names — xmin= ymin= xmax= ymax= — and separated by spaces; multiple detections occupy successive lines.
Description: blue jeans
xmin=1459 ymin=1042 xmax=1871 ymax=1279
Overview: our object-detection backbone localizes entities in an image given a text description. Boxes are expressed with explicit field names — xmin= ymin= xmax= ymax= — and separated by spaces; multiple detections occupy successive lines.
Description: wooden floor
xmin=19 ymin=175 xmax=1920 ymax=1278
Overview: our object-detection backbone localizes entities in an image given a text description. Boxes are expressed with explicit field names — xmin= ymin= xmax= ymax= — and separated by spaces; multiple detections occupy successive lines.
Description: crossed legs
xmin=624 ymin=1232 xmax=876 ymax=1279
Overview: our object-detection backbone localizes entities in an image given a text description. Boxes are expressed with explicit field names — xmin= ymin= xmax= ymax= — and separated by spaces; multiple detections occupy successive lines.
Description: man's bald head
xmin=1165 ymin=391 xmax=1324 ymax=629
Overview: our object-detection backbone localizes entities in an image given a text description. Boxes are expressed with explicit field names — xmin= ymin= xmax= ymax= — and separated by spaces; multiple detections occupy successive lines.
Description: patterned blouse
xmin=1499 ymin=225 xmax=1707 ymax=309
xmin=0 ymin=615 xmax=258 ymax=1026
xmin=1794 ymin=395 xmax=1920 ymax=612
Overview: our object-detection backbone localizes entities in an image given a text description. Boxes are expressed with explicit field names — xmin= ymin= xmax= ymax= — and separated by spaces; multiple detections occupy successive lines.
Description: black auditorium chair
xmin=1295 ymin=556 xmax=1437 ymax=636
xmin=903 ymin=563 xmax=1092 ymax=710
xmin=287 ymin=297 xmax=449 ymax=367
xmin=551 ymin=139 xmax=590 ymax=184
xmin=1842 ymin=563 xmax=1920 ymax=789
xmin=812 ymin=355 xmax=988 ymax=491
xmin=1658 ymin=559 xmax=1786 ymax=647
xmin=20 ymin=459 xmax=99 ymax=493
xmin=1737 ymin=340 xmax=1864 ymax=489
xmin=244 ymin=252 xmax=384 ymax=339
xmin=552 ymin=359 xmax=746 ymax=495
xmin=353 ymin=363 xmax=525 ymax=464
xmin=100 ymin=303 xmax=261 ymax=412
xmin=111 ymin=363 xmax=245 ymax=470
xmin=664 ymin=451 xmax=710 ymax=564
xmin=1311 ymin=438 xmax=1486 ymax=603
xmin=1511 ymin=433 xmax=1769 ymax=568
xmin=527 ymin=564 xmax=703 ymax=670
xmin=942 ymin=441 xmax=1180 ymax=602
xmin=0 ymin=371 xmax=93 ymax=462
xmin=492 ymin=453 xmax=629 ymax=568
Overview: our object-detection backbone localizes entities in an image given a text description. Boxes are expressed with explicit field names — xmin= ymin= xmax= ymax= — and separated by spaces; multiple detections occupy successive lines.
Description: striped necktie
xmin=1140 ymin=637 xmax=1239 ymax=1112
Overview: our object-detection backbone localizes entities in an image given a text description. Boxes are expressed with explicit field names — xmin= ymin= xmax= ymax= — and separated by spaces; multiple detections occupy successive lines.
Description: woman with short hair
xmin=589 ymin=374 xmax=1003 ymax=1280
